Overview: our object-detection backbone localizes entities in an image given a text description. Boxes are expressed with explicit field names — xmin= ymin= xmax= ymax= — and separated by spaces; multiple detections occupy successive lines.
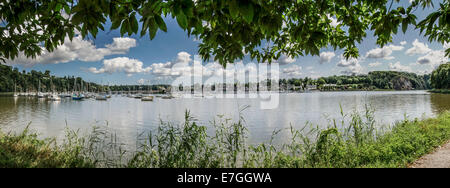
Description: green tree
xmin=0 ymin=64 xmax=101 ymax=92
xmin=431 ymin=63 xmax=450 ymax=89
xmin=1 ymin=0 xmax=449 ymax=66
xmin=318 ymin=78 xmax=326 ymax=86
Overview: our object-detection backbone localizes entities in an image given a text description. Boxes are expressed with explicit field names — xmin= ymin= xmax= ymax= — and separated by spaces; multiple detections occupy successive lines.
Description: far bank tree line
xmin=0 ymin=64 xmax=105 ymax=93
xmin=1 ymin=63 xmax=449 ymax=93
xmin=282 ymin=71 xmax=432 ymax=91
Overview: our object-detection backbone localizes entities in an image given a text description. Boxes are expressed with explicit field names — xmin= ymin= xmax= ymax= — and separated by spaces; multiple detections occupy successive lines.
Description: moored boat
xmin=141 ymin=96 xmax=154 ymax=101
xmin=96 ymin=95 xmax=108 ymax=101
xmin=50 ymin=94 xmax=61 ymax=101
xmin=134 ymin=94 xmax=143 ymax=99
xmin=72 ymin=93 xmax=84 ymax=100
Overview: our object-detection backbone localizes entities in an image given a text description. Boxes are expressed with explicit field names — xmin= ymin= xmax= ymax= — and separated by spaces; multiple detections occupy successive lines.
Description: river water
xmin=0 ymin=91 xmax=449 ymax=146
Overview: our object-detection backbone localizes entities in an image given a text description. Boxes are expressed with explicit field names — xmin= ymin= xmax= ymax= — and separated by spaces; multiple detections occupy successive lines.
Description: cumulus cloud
xmin=337 ymin=56 xmax=359 ymax=67
xmin=282 ymin=65 xmax=302 ymax=77
xmin=86 ymin=57 xmax=151 ymax=76
xmin=389 ymin=62 xmax=412 ymax=72
xmin=400 ymin=41 xmax=407 ymax=46
xmin=150 ymin=52 xmax=196 ymax=78
xmin=105 ymin=38 xmax=137 ymax=53
xmin=341 ymin=63 xmax=363 ymax=75
xmin=365 ymin=44 xmax=404 ymax=60
xmin=275 ymin=54 xmax=296 ymax=65
xmin=6 ymin=35 xmax=137 ymax=66
xmin=416 ymin=50 xmax=448 ymax=67
xmin=149 ymin=52 xmax=269 ymax=84
xmin=137 ymin=78 xmax=146 ymax=85
xmin=406 ymin=39 xmax=432 ymax=55
xmin=319 ymin=51 xmax=336 ymax=64
xmin=444 ymin=42 xmax=450 ymax=50
xmin=368 ymin=62 xmax=382 ymax=67
xmin=337 ymin=56 xmax=363 ymax=75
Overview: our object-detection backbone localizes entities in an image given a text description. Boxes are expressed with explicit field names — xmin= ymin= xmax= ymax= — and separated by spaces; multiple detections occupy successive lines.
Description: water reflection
xmin=430 ymin=93 xmax=450 ymax=114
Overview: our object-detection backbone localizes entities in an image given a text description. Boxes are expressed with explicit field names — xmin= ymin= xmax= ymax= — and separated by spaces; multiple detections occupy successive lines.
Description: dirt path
xmin=410 ymin=141 xmax=450 ymax=168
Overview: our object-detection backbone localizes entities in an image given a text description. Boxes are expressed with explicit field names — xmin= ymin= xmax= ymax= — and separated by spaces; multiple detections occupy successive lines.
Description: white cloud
xmin=149 ymin=52 xmax=245 ymax=82
xmin=282 ymin=65 xmax=302 ymax=77
xmin=319 ymin=51 xmax=336 ymax=64
xmin=406 ymin=39 xmax=432 ymax=55
xmin=275 ymin=54 xmax=296 ymax=65
xmin=400 ymin=41 xmax=407 ymax=46
xmin=7 ymin=35 xmax=137 ymax=66
xmin=365 ymin=44 xmax=404 ymax=60
xmin=176 ymin=52 xmax=192 ymax=65
xmin=416 ymin=50 xmax=448 ymax=67
xmin=150 ymin=52 xmax=196 ymax=78
xmin=337 ymin=56 xmax=363 ymax=75
xmin=327 ymin=14 xmax=340 ymax=27
xmin=368 ymin=62 xmax=382 ymax=67
xmin=337 ymin=56 xmax=359 ymax=67
xmin=105 ymin=38 xmax=137 ymax=53
xmin=444 ymin=42 xmax=450 ymax=50
xmin=86 ymin=57 xmax=151 ymax=76
xmin=341 ymin=63 xmax=363 ymax=75
xmin=137 ymin=79 xmax=146 ymax=85
xmin=389 ymin=62 xmax=412 ymax=72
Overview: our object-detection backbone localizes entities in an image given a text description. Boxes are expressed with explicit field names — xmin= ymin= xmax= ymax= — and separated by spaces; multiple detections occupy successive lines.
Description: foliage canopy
xmin=1 ymin=0 xmax=449 ymax=66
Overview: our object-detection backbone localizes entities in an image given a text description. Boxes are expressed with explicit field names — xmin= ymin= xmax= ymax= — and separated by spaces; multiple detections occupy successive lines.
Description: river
xmin=0 ymin=91 xmax=449 ymax=146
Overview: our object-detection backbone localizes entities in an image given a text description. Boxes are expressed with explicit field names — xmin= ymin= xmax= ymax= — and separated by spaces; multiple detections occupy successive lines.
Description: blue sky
xmin=7 ymin=0 xmax=449 ymax=85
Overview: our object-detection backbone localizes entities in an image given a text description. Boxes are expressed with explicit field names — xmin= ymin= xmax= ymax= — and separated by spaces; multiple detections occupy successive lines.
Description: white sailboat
xmin=96 ymin=93 xmax=108 ymax=101
xmin=13 ymin=81 xmax=18 ymax=97
xmin=49 ymin=79 xmax=61 ymax=101
xmin=50 ymin=93 xmax=61 ymax=101
xmin=37 ymin=80 xmax=45 ymax=98
xmin=141 ymin=81 xmax=154 ymax=101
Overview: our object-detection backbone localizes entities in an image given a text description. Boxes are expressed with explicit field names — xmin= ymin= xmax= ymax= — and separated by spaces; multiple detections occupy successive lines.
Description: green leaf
xmin=176 ymin=12 xmax=188 ymax=29
xmin=402 ymin=19 xmax=408 ymax=33
xmin=155 ymin=16 xmax=167 ymax=32
xmin=55 ymin=3 xmax=63 ymax=12
xmin=182 ymin=0 xmax=194 ymax=17
xmin=120 ymin=20 xmax=128 ymax=36
xmin=229 ymin=0 xmax=239 ymax=18
xmin=149 ymin=18 xmax=158 ymax=40
xmin=131 ymin=15 xmax=139 ymax=34
xmin=239 ymin=1 xmax=254 ymax=23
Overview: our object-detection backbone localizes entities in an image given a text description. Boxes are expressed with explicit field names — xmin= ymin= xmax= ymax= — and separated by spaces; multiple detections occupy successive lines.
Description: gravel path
xmin=410 ymin=141 xmax=450 ymax=168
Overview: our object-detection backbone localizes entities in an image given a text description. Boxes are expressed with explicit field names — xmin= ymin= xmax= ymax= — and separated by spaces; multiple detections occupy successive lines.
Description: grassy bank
xmin=1 ymin=111 xmax=450 ymax=168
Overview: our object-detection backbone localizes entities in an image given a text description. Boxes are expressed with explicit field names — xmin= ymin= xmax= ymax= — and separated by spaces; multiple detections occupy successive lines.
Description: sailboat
xmin=37 ymin=80 xmax=45 ymax=98
xmin=96 ymin=94 xmax=107 ymax=101
xmin=141 ymin=81 xmax=154 ymax=101
xmin=72 ymin=79 xmax=84 ymax=100
xmin=95 ymin=84 xmax=107 ymax=101
xmin=49 ymin=79 xmax=61 ymax=101
xmin=50 ymin=93 xmax=61 ymax=101
xmin=13 ymin=81 xmax=18 ymax=97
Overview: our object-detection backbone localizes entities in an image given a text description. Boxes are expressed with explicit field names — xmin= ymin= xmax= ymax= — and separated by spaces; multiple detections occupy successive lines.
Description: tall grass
xmin=1 ymin=108 xmax=450 ymax=168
